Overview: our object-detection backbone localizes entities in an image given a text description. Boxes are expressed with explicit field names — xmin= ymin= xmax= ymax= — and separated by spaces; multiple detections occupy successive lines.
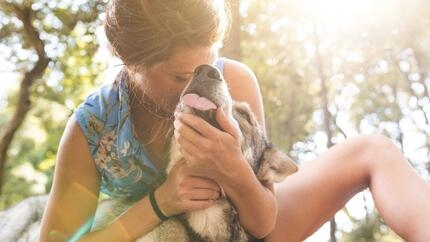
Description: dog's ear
xmin=257 ymin=146 xmax=298 ymax=183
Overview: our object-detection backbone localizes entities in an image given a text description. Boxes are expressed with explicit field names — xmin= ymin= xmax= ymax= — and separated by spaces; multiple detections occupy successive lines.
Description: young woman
xmin=40 ymin=1 xmax=430 ymax=241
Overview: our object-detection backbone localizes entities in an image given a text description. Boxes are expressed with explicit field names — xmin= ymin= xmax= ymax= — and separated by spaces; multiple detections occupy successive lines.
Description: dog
xmin=92 ymin=64 xmax=298 ymax=241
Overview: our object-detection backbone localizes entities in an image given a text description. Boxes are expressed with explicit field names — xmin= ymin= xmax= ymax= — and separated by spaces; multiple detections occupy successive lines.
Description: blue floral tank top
xmin=74 ymin=59 xmax=225 ymax=199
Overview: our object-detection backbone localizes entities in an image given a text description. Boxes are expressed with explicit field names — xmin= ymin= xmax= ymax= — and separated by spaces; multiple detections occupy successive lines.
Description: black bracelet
xmin=149 ymin=189 xmax=169 ymax=221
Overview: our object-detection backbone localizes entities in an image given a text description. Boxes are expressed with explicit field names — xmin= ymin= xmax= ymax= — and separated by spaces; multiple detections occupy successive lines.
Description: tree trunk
xmin=311 ymin=10 xmax=336 ymax=242
xmin=0 ymin=3 xmax=49 ymax=193
xmin=220 ymin=0 xmax=242 ymax=60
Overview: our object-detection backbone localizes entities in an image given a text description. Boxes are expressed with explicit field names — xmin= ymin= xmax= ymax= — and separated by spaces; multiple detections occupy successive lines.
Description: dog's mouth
xmin=179 ymin=92 xmax=221 ymax=129
xmin=182 ymin=93 xmax=217 ymax=111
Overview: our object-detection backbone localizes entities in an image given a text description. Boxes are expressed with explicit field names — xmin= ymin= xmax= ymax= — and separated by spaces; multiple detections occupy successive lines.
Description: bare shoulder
xmin=51 ymin=114 xmax=100 ymax=193
xmin=40 ymin=115 xmax=100 ymax=240
xmin=222 ymin=58 xmax=265 ymax=127
xmin=223 ymin=59 xmax=258 ymax=94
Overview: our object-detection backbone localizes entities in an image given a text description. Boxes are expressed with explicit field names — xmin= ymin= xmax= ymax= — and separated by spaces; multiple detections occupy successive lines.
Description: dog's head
xmin=176 ymin=64 xmax=297 ymax=183
xmin=176 ymin=64 xmax=233 ymax=130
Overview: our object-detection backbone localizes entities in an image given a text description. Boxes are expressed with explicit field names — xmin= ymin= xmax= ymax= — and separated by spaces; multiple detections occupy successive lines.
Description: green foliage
xmin=0 ymin=0 xmax=107 ymax=209
xmin=340 ymin=211 xmax=403 ymax=242
xmin=1 ymin=0 xmax=430 ymax=240
xmin=242 ymin=0 xmax=318 ymax=156
xmin=240 ymin=0 xmax=430 ymax=239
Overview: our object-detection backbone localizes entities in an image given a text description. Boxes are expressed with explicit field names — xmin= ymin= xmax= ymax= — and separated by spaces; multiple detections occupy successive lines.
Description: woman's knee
xmin=352 ymin=134 xmax=400 ymax=169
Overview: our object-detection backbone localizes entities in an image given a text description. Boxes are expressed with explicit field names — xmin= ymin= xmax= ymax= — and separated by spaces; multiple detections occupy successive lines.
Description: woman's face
xmin=134 ymin=45 xmax=219 ymax=113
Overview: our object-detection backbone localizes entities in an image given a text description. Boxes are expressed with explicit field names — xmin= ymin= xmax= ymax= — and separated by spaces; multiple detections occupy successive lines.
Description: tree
xmin=0 ymin=0 xmax=107 ymax=207
xmin=1 ymin=0 xmax=429 ymax=240
xmin=240 ymin=0 xmax=429 ymax=240
xmin=0 ymin=1 xmax=49 ymax=193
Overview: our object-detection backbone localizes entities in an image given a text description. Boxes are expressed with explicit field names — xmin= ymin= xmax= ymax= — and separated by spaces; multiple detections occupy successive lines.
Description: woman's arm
xmin=176 ymin=59 xmax=277 ymax=238
xmin=39 ymin=115 xmax=162 ymax=241
xmin=39 ymin=115 xmax=101 ymax=241
xmin=40 ymin=115 xmax=220 ymax=242
xmin=221 ymin=59 xmax=277 ymax=238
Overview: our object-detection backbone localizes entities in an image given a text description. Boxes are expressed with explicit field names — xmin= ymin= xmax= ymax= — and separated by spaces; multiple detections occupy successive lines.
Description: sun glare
xmin=309 ymin=0 xmax=375 ymax=16
xmin=304 ymin=0 xmax=403 ymax=28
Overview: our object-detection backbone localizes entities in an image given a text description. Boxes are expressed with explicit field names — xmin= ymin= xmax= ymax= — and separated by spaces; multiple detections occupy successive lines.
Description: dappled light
xmin=1 ymin=0 xmax=429 ymax=241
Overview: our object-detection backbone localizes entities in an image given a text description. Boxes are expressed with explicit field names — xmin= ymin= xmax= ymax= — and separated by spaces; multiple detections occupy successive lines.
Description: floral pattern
xmin=74 ymin=70 xmax=162 ymax=199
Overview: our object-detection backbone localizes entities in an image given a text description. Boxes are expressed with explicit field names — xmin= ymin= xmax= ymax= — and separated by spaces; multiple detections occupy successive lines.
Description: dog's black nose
xmin=194 ymin=64 xmax=222 ymax=82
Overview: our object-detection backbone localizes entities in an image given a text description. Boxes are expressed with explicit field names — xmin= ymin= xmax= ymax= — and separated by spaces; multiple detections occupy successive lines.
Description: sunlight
xmin=304 ymin=0 xmax=402 ymax=29
xmin=11 ymin=163 xmax=48 ymax=194
xmin=308 ymin=0 xmax=375 ymax=17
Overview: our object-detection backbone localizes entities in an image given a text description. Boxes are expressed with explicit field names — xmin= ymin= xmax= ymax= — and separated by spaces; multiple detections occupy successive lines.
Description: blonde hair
xmin=104 ymin=0 xmax=231 ymax=67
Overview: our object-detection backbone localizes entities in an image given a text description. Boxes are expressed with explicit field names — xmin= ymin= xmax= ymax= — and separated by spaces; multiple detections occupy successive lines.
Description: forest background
xmin=1 ymin=0 xmax=429 ymax=241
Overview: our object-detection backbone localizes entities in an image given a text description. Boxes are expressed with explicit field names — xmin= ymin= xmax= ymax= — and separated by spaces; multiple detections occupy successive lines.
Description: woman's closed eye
xmin=174 ymin=75 xmax=190 ymax=82
xmin=168 ymin=70 xmax=193 ymax=83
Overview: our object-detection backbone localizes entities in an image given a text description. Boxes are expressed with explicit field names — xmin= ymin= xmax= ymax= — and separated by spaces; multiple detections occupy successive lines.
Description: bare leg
xmin=266 ymin=134 xmax=430 ymax=242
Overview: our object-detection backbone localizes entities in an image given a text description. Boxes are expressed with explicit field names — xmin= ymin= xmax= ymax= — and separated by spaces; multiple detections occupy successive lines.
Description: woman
xmin=40 ymin=0 xmax=430 ymax=241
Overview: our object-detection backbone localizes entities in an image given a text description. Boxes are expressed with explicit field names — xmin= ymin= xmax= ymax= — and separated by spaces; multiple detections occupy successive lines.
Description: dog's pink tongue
xmin=182 ymin=93 xmax=217 ymax=111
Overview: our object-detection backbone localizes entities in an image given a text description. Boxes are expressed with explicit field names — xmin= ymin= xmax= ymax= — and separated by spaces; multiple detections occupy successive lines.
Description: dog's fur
xmin=91 ymin=65 xmax=298 ymax=241
xmin=0 ymin=195 xmax=47 ymax=242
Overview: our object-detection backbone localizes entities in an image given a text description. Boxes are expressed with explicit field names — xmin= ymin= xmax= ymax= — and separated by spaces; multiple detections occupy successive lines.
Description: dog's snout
xmin=194 ymin=65 xmax=204 ymax=76
xmin=207 ymin=69 xmax=221 ymax=80
xmin=193 ymin=64 xmax=222 ymax=82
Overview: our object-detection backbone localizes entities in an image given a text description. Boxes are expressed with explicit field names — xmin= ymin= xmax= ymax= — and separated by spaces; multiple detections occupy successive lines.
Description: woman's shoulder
xmin=221 ymin=58 xmax=257 ymax=84
xmin=220 ymin=57 xmax=265 ymax=126
xmin=221 ymin=58 xmax=260 ymax=100
xmin=221 ymin=58 xmax=259 ymax=97
xmin=73 ymin=80 xmax=127 ymax=143
xmin=75 ymin=83 xmax=115 ymax=120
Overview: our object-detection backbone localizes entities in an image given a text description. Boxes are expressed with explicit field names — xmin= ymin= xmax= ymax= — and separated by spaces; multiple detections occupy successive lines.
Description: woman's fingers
xmin=177 ymin=113 xmax=219 ymax=139
xmin=187 ymin=188 xmax=220 ymax=201
xmin=177 ymin=137 xmax=203 ymax=161
xmin=159 ymin=162 xmax=222 ymax=215
xmin=175 ymin=162 xmax=221 ymax=194
xmin=174 ymin=118 xmax=203 ymax=147
xmin=188 ymin=176 xmax=221 ymax=192
xmin=215 ymin=107 xmax=240 ymax=139
xmin=176 ymin=108 xmax=240 ymax=139
xmin=182 ymin=200 xmax=216 ymax=212
xmin=174 ymin=118 xmax=214 ymax=164
xmin=175 ymin=110 xmax=240 ymax=152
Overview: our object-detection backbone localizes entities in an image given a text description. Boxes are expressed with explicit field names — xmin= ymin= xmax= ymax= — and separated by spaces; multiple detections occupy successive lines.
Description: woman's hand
xmin=173 ymin=107 xmax=246 ymax=183
xmin=155 ymin=160 xmax=221 ymax=217
xmin=170 ymin=107 xmax=277 ymax=238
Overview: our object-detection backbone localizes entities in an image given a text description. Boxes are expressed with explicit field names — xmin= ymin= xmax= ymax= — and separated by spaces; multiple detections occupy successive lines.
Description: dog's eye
xmin=236 ymin=108 xmax=253 ymax=125
xmin=233 ymin=103 xmax=257 ymax=131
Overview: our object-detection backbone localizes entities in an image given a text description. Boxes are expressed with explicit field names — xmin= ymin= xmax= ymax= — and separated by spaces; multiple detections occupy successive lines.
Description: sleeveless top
xmin=74 ymin=59 xmax=225 ymax=199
